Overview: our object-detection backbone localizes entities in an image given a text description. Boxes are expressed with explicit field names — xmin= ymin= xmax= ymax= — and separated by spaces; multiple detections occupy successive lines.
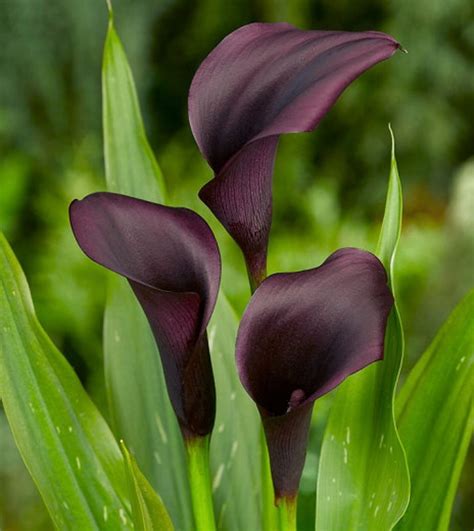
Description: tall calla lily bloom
xmin=69 ymin=192 xmax=221 ymax=440
xmin=189 ymin=23 xmax=402 ymax=288
xmin=236 ymin=248 xmax=393 ymax=502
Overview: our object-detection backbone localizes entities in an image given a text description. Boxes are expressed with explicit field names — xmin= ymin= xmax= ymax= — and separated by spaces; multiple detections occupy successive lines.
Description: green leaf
xmin=395 ymin=289 xmax=474 ymax=531
xmin=102 ymin=14 xmax=192 ymax=529
xmin=101 ymin=13 xmax=263 ymax=529
xmin=121 ymin=441 xmax=174 ymax=531
xmin=316 ymin=126 xmax=410 ymax=530
xmin=208 ymin=294 xmax=261 ymax=530
xmin=0 ymin=232 xmax=133 ymax=530
xmin=102 ymin=16 xmax=166 ymax=200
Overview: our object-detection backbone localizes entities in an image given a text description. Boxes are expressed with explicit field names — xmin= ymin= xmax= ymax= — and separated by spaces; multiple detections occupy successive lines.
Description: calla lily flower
xmin=189 ymin=23 xmax=402 ymax=288
xmin=69 ymin=192 xmax=221 ymax=440
xmin=235 ymin=248 xmax=393 ymax=499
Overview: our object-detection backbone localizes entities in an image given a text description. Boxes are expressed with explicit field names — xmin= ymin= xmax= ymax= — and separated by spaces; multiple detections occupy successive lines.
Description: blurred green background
xmin=0 ymin=0 xmax=473 ymax=529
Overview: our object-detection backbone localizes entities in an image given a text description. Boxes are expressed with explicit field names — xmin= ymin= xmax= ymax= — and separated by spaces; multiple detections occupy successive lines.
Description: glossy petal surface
xmin=236 ymin=247 xmax=393 ymax=496
xmin=189 ymin=23 xmax=401 ymax=281
xmin=70 ymin=192 xmax=221 ymax=438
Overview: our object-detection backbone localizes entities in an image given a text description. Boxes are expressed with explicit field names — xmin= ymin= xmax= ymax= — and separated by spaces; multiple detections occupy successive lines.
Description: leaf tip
xmin=388 ymin=123 xmax=396 ymax=160
xmin=105 ymin=0 xmax=113 ymax=19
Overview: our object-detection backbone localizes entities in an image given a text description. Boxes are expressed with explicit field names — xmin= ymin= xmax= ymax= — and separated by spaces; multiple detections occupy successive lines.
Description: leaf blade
xmin=395 ymin=289 xmax=474 ymax=531
xmin=315 ymin=126 xmax=410 ymax=530
xmin=101 ymin=15 xmax=192 ymax=529
xmin=121 ymin=441 xmax=174 ymax=531
xmin=208 ymin=293 xmax=261 ymax=530
xmin=102 ymin=19 xmax=166 ymax=200
xmin=101 ymin=12 xmax=262 ymax=529
xmin=0 ymin=232 xmax=133 ymax=530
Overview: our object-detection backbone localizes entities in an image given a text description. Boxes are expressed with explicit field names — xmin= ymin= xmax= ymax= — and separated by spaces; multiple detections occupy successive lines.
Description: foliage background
xmin=0 ymin=0 xmax=472 ymax=529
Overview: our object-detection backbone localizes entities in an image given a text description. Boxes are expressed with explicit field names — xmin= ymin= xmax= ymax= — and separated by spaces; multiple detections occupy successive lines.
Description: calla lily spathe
xmin=70 ymin=192 xmax=221 ymax=439
xmin=236 ymin=248 xmax=394 ymax=498
xmin=189 ymin=23 xmax=401 ymax=287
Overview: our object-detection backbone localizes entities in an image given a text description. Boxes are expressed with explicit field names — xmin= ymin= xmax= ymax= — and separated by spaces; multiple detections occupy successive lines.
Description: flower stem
xmin=246 ymin=261 xmax=267 ymax=294
xmin=185 ymin=435 xmax=216 ymax=531
xmin=261 ymin=428 xmax=279 ymax=531
xmin=277 ymin=496 xmax=297 ymax=531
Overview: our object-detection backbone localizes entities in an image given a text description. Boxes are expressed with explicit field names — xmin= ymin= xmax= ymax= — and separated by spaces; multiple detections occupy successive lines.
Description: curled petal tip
xmin=70 ymin=192 xmax=221 ymax=437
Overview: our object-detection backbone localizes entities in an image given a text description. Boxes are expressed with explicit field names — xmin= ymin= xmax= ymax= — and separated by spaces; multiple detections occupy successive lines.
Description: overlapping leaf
xmin=316 ymin=127 xmax=410 ymax=530
xmin=0 ymin=232 xmax=132 ymax=530
xmin=395 ymin=289 xmax=474 ymax=531
xmin=102 ymin=12 xmax=261 ymax=529
xmin=102 ymin=15 xmax=192 ymax=529
xmin=208 ymin=294 xmax=261 ymax=530
xmin=121 ymin=442 xmax=174 ymax=531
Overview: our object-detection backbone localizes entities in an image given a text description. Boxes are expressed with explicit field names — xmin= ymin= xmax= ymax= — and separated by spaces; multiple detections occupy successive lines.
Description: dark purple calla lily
xmin=236 ymin=247 xmax=393 ymax=499
xmin=69 ymin=192 xmax=221 ymax=439
xmin=189 ymin=23 xmax=402 ymax=288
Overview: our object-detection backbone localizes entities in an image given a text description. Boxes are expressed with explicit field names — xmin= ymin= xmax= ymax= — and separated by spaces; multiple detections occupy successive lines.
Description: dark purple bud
xmin=236 ymin=248 xmax=394 ymax=498
xmin=189 ymin=23 xmax=401 ymax=286
xmin=69 ymin=192 xmax=221 ymax=439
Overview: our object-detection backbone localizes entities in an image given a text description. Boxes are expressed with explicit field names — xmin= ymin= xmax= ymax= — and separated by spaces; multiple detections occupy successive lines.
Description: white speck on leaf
xmin=456 ymin=356 xmax=466 ymax=371
xmin=227 ymin=442 xmax=239 ymax=469
xmin=217 ymin=423 xmax=225 ymax=433
xmin=103 ymin=506 xmax=108 ymax=522
xmin=76 ymin=457 xmax=81 ymax=470
xmin=119 ymin=508 xmax=127 ymax=525
xmin=155 ymin=413 xmax=168 ymax=444
xmin=230 ymin=441 xmax=238 ymax=460
xmin=343 ymin=447 xmax=348 ymax=464
xmin=212 ymin=464 xmax=225 ymax=491
xmin=346 ymin=426 xmax=351 ymax=444
xmin=374 ymin=505 xmax=380 ymax=517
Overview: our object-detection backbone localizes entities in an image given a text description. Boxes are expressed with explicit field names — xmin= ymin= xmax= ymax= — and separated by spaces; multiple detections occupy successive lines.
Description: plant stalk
xmin=261 ymin=428 xmax=279 ymax=531
xmin=278 ymin=495 xmax=297 ymax=531
xmin=185 ymin=435 xmax=216 ymax=531
xmin=246 ymin=262 xmax=267 ymax=294
xmin=247 ymin=265 xmax=277 ymax=531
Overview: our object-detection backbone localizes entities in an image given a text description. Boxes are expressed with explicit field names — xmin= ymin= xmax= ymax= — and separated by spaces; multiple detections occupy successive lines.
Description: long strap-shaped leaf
xmin=121 ymin=442 xmax=174 ymax=531
xmin=208 ymin=295 xmax=261 ymax=530
xmin=102 ymin=12 xmax=262 ymax=530
xmin=102 ymin=13 xmax=193 ymax=530
xmin=316 ymin=127 xmax=410 ymax=530
xmin=395 ymin=289 xmax=474 ymax=531
xmin=0 ymin=233 xmax=132 ymax=530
